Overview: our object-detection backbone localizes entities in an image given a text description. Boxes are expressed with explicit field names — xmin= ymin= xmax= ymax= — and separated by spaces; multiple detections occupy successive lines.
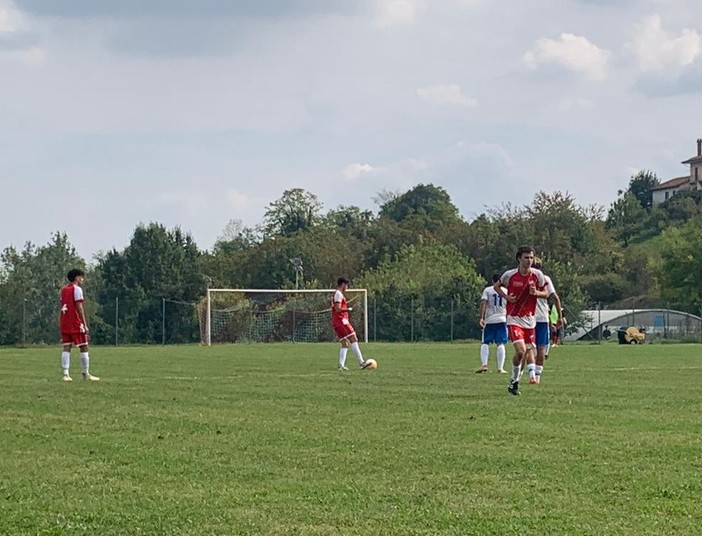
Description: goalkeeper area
xmin=200 ymin=288 xmax=368 ymax=345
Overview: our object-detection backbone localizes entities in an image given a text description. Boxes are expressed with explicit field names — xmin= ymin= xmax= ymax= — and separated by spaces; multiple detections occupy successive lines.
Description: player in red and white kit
xmin=494 ymin=246 xmax=548 ymax=395
xmin=332 ymin=277 xmax=371 ymax=370
xmin=59 ymin=268 xmax=99 ymax=382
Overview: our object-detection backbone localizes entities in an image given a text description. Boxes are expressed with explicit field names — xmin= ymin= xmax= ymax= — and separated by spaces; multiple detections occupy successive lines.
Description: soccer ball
xmin=365 ymin=359 xmax=378 ymax=369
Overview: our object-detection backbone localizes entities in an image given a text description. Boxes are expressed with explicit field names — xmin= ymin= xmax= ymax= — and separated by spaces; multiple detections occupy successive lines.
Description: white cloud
xmin=524 ymin=33 xmax=610 ymax=81
xmin=342 ymin=163 xmax=375 ymax=181
xmin=626 ymin=15 xmax=701 ymax=73
xmin=374 ymin=0 xmax=425 ymax=27
xmin=0 ymin=4 xmax=22 ymax=32
xmin=416 ymin=84 xmax=477 ymax=107
xmin=226 ymin=188 xmax=253 ymax=211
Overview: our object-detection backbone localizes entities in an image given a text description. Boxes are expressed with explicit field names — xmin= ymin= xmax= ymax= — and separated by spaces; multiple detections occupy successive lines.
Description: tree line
xmin=2 ymin=172 xmax=701 ymax=345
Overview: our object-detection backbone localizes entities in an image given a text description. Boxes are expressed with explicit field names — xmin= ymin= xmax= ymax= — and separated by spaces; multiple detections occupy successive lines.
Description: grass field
xmin=1 ymin=342 xmax=702 ymax=535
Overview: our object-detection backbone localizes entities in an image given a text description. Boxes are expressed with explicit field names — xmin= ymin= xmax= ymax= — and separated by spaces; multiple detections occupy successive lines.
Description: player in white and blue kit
xmin=532 ymin=258 xmax=562 ymax=384
xmin=476 ymin=273 xmax=508 ymax=374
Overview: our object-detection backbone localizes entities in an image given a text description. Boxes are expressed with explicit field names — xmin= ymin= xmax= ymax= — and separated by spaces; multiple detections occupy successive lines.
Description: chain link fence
xmin=9 ymin=294 xmax=702 ymax=346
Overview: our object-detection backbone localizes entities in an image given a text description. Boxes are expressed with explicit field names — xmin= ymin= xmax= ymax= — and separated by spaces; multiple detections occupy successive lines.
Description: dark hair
xmin=337 ymin=277 xmax=350 ymax=286
xmin=491 ymin=272 xmax=501 ymax=283
xmin=532 ymin=257 xmax=542 ymax=270
xmin=516 ymin=245 xmax=534 ymax=260
xmin=67 ymin=268 xmax=85 ymax=282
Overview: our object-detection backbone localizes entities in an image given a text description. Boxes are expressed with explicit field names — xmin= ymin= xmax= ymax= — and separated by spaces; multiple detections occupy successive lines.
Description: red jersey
xmin=499 ymin=268 xmax=546 ymax=328
xmin=60 ymin=283 xmax=86 ymax=333
xmin=331 ymin=290 xmax=349 ymax=326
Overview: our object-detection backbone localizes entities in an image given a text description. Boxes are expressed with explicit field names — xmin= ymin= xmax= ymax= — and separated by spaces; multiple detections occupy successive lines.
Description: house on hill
xmin=652 ymin=138 xmax=702 ymax=205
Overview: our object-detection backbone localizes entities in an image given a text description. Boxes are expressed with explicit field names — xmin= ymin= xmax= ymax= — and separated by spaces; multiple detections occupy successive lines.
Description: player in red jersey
xmin=332 ymin=277 xmax=371 ymax=370
xmin=494 ymin=246 xmax=548 ymax=395
xmin=59 ymin=269 xmax=99 ymax=381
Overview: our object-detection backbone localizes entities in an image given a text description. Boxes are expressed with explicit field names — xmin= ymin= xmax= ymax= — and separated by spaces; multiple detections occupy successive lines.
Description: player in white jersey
xmin=531 ymin=258 xmax=562 ymax=384
xmin=476 ymin=273 xmax=508 ymax=374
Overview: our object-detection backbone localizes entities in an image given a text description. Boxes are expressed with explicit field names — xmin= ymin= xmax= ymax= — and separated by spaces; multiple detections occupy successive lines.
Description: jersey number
xmin=492 ymin=295 xmax=503 ymax=307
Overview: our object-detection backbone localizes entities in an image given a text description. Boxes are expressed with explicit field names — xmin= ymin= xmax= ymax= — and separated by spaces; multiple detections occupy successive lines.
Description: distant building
xmin=652 ymin=138 xmax=702 ymax=205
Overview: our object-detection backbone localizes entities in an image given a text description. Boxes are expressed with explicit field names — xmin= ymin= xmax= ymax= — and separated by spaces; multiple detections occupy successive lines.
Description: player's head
xmin=67 ymin=268 xmax=85 ymax=284
xmin=532 ymin=257 xmax=542 ymax=270
xmin=491 ymin=272 xmax=501 ymax=283
xmin=515 ymin=246 xmax=534 ymax=270
xmin=516 ymin=245 xmax=534 ymax=261
xmin=337 ymin=276 xmax=350 ymax=290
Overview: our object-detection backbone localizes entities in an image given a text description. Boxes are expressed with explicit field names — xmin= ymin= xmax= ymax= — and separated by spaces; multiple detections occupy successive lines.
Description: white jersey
xmin=536 ymin=275 xmax=556 ymax=322
xmin=480 ymin=285 xmax=506 ymax=324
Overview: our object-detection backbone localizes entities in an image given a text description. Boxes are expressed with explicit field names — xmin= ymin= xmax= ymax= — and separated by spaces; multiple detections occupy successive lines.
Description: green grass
xmin=2 ymin=343 xmax=702 ymax=535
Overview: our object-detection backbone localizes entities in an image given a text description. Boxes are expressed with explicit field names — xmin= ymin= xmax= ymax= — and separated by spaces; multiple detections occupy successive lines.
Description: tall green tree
xmin=361 ymin=244 xmax=483 ymax=341
xmin=379 ymin=183 xmax=461 ymax=231
xmin=0 ymin=233 xmax=87 ymax=344
xmin=263 ymin=188 xmax=323 ymax=238
xmin=659 ymin=219 xmax=702 ymax=310
xmin=96 ymin=223 xmax=202 ymax=344
xmin=628 ymin=170 xmax=660 ymax=210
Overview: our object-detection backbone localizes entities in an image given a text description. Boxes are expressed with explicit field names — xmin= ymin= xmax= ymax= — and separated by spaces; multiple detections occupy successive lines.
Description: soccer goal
xmin=199 ymin=288 xmax=368 ymax=345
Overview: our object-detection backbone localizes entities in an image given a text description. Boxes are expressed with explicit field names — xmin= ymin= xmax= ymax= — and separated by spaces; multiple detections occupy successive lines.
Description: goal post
xmin=200 ymin=288 xmax=369 ymax=345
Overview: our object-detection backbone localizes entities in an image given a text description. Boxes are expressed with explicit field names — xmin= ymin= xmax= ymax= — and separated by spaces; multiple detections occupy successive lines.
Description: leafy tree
xmin=379 ymin=183 xmax=461 ymax=229
xmin=323 ymin=205 xmax=375 ymax=241
xmin=659 ymin=219 xmax=702 ymax=310
xmin=0 ymin=233 xmax=87 ymax=344
xmin=95 ymin=223 xmax=202 ymax=344
xmin=627 ymin=170 xmax=660 ymax=210
xmin=262 ymin=188 xmax=323 ymax=238
xmin=360 ymin=244 xmax=483 ymax=341
xmin=606 ymin=192 xmax=650 ymax=245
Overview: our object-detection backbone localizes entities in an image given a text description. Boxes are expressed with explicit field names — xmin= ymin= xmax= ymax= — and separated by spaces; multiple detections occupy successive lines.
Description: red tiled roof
xmin=652 ymin=175 xmax=690 ymax=191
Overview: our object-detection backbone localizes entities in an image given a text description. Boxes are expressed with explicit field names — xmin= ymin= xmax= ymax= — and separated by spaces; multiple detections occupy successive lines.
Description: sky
xmin=1 ymin=0 xmax=701 ymax=260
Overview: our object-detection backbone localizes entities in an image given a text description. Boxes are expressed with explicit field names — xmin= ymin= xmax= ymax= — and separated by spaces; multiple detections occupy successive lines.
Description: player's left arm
xmin=530 ymin=270 xmax=549 ymax=298
xmin=76 ymin=301 xmax=89 ymax=333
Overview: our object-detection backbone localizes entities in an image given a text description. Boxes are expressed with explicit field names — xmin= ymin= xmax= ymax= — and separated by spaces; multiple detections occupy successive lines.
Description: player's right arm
xmin=494 ymin=271 xmax=516 ymax=303
xmin=478 ymin=298 xmax=487 ymax=328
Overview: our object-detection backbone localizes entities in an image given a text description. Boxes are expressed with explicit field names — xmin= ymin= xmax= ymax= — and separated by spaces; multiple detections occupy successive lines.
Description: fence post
xmin=162 ymin=298 xmax=166 ymax=346
xmin=450 ymin=299 xmax=454 ymax=342
xmin=115 ymin=296 xmax=119 ymax=346
xmin=22 ymin=298 xmax=27 ymax=346
xmin=373 ymin=298 xmax=377 ymax=342
xmin=410 ymin=297 xmax=414 ymax=342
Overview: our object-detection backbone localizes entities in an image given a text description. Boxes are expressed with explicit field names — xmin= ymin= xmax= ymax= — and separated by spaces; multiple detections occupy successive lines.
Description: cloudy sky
xmin=1 ymin=0 xmax=700 ymax=259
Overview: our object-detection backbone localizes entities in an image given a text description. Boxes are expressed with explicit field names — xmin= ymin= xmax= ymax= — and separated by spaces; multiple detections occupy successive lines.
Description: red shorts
xmin=333 ymin=321 xmax=356 ymax=340
xmin=61 ymin=332 xmax=89 ymax=346
xmin=508 ymin=325 xmax=535 ymax=346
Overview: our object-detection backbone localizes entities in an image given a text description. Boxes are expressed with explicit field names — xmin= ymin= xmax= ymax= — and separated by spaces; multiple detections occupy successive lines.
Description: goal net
xmin=199 ymin=289 xmax=368 ymax=345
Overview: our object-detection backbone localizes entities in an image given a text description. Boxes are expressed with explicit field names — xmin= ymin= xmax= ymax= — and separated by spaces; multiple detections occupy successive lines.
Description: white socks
xmin=339 ymin=347 xmax=348 ymax=367
xmin=350 ymin=342 xmax=364 ymax=365
xmin=80 ymin=352 xmax=89 ymax=375
xmin=535 ymin=365 xmax=544 ymax=379
xmin=480 ymin=344 xmax=489 ymax=366
xmin=61 ymin=351 xmax=70 ymax=375
xmin=527 ymin=363 xmax=536 ymax=380
xmin=496 ymin=345 xmax=506 ymax=370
